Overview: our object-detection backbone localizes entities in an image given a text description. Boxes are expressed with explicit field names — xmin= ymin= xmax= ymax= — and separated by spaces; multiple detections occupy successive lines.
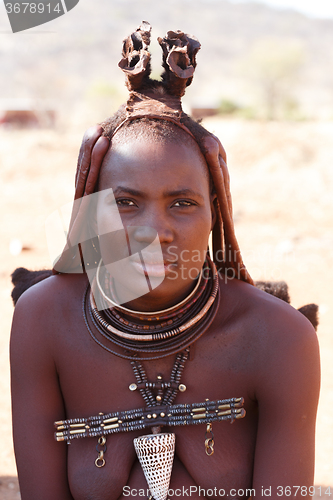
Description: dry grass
xmin=0 ymin=118 xmax=332 ymax=496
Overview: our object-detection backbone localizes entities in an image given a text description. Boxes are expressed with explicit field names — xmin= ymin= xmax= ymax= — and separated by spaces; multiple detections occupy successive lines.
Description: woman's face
xmin=96 ymin=133 xmax=215 ymax=311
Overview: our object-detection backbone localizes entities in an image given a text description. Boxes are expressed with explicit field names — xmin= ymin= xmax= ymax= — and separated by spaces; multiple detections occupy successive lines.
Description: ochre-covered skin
xmin=10 ymin=23 xmax=320 ymax=500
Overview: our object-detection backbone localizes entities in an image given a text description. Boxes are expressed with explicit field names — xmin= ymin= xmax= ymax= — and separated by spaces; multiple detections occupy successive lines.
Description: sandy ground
xmin=0 ymin=118 xmax=332 ymax=498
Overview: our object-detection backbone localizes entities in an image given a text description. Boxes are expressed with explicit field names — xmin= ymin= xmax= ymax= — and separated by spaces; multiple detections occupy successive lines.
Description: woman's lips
xmin=130 ymin=258 xmax=176 ymax=278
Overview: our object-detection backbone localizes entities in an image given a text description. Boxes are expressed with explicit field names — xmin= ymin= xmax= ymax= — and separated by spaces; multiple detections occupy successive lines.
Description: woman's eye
xmin=173 ymin=200 xmax=195 ymax=207
xmin=116 ymin=199 xmax=136 ymax=207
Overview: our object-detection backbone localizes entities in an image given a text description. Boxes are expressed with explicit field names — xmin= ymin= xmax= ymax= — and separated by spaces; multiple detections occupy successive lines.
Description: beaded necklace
xmin=96 ymin=257 xmax=204 ymax=317
xmin=97 ymin=263 xmax=208 ymax=334
xmin=85 ymin=255 xmax=220 ymax=360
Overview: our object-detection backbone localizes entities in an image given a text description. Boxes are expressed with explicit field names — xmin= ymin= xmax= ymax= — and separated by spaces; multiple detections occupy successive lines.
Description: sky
xmin=230 ymin=0 xmax=333 ymax=19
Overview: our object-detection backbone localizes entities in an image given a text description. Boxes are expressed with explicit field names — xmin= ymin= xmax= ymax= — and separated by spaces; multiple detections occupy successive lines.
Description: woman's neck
xmin=112 ymin=276 xmax=199 ymax=313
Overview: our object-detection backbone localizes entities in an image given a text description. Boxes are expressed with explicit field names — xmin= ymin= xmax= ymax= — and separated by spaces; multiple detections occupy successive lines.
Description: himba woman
xmin=10 ymin=23 xmax=320 ymax=500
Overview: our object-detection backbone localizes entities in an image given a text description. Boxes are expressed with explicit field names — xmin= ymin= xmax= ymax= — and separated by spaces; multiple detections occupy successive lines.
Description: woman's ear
xmin=210 ymin=193 xmax=217 ymax=231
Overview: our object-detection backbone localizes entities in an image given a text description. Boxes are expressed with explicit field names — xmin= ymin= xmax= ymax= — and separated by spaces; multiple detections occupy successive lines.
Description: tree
xmin=245 ymin=38 xmax=305 ymax=120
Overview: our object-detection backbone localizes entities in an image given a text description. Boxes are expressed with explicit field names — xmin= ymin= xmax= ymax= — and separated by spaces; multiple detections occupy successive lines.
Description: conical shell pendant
xmin=134 ymin=432 xmax=176 ymax=500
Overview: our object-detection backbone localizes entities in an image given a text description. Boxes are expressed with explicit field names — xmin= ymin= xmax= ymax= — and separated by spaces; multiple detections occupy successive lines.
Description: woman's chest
xmin=55 ymin=307 xmax=257 ymax=415
xmin=55 ymin=323 xmax=258 ymax=499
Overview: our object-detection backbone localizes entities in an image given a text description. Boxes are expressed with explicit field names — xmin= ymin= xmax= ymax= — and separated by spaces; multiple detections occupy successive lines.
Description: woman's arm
xmin=10 ymin=283 xmax=74 ymax=500
xmin=252 ymin=305 xmax=320 ymax=499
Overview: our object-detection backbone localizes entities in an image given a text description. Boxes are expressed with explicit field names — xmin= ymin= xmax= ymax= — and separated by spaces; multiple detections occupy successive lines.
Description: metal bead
xmin=178 ymin=384 xmax=187 ymax=392
xmin=156 ymin=395 xmax=162 ymax=402
xmin=129 ymin=383 xmax=137 ymax=391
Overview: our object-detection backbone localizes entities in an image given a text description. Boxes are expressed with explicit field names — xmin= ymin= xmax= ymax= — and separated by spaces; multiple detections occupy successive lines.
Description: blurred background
xmin=1 ymin=0 xmax=332 ymax=497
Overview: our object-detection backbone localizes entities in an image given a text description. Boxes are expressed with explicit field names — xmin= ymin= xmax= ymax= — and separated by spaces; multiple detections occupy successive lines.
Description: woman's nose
xmin=128 ymin=222 xmax=174 ymax=248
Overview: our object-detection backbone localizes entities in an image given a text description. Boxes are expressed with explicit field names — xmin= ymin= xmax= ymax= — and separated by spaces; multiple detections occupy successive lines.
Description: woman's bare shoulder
xmin=11 ymin=272 xmax=88 ymax=348
xmin=14 ymin=272 xmax=88 ymax=312
xmin=219 ymin=275 xmax=318 ymax=350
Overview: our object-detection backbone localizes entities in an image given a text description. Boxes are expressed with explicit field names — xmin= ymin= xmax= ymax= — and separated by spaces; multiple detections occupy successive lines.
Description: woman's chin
xmin=119 ymin=276 xmax=197 ymax=312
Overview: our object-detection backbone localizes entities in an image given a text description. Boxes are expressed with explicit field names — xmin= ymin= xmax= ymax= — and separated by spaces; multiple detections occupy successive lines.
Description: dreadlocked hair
xmin=101 ymin=107 xmax=208 ymax=150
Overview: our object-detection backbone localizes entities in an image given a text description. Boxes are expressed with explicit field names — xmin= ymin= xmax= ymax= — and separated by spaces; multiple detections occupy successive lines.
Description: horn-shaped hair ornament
xmin=51 ymin=21 xmax=252 ymax=500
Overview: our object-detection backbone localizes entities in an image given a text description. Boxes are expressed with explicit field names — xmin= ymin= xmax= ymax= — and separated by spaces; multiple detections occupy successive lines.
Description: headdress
xmin=52 ymin=22 xmax=253 ymax=286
